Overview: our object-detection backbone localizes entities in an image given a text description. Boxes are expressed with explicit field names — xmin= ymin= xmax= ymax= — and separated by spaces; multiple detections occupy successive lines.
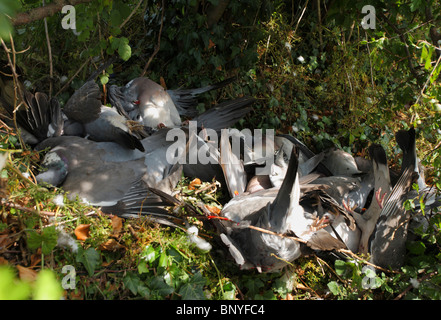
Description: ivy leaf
xmin=244 ymin=278 xmax=264 ymax=297
xmin=178 ymin=272 xmax=207 ymax=300
xmin=123 ymin=272 xmax=149 ymax=297
xmin=76 ymin=247 xmax=100 ymax=276
xmin=148 ymin=276 xmax=174 ymax=298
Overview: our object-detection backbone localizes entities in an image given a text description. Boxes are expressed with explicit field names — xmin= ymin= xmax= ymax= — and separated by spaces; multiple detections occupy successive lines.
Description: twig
xmin=415 ymin=51 xmax=441 ymax=105
xmin=12 ymin=0 xmax=94 ymax=26
xmin=293 ymin=0 xmax=309 ymax=34
xmin=55 ymin=57 xmax=92 ymax=97
xmin=214 ymin=215 xmax=402 ymax=274
xmin=119 ymin=0 xmax=143 ymax=30
xmin=378 ymin=11 xmax=419 ymax=79
xmin=1 ymin=36 xmax=27 ymax=150
xmin=44 ymin=211 xmax=97 ymax=228
xmin=43 ymin=0 xmax=53 ymax=98
xmin=1 ymin=199 xmax=58 ymax=216
xmin=393 ymin=270 xmax=438 ymax=300
xmin=140 ymin=0 xmax=165 ymax=77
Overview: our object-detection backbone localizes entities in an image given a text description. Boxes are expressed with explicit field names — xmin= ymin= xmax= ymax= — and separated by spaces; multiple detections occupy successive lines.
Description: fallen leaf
xmin=110 ymin=216 xmax=123 ymax=235
xmin=189 ymin=178 xmax=202 ymax=190
xmin=0 ymin=257 xmax=8 ymax=265
xmin=208 ymin=38 xmax=216 ymax=49
xmin=98 ymin=239 xmax=125 ymax=251
xmin=29 ymin=253 xmax=42 ymax=267
xmin=205 ymin=204 xmax=221 ymax=215
xmin=17 ymin=265 xmax=37 ymax=282
xmin=74 ymin=224 xmax=90 ymax=241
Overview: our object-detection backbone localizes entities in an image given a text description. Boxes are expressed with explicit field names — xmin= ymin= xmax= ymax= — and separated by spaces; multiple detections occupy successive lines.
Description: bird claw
xmin=375 ymin=187 xmax=387 ymax=209
xmin=310 ymin=216 xmax=330 ymax=232
xmin=342 ymin=199 xmax=357 ymax=214
xmin=157 ymin=123 xmax=166 ymax=129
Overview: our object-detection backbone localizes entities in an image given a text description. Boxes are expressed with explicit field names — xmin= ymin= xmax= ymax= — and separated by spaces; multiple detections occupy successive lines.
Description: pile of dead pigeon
xmin=1 ymin=64 xmax=440 ymax=273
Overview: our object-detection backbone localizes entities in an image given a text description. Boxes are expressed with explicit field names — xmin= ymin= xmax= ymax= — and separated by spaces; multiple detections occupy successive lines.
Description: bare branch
xmin=11 ymin=0 xmax=94 ymax=26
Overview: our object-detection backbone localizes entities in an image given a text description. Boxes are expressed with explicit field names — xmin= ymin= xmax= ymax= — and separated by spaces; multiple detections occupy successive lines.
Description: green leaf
xmin=123 ymin=272 xmax=148 ymax=296
xmin=0 ymin=0 xmax=20 ymax=40
xmin=148 ymin=276 xmax=174 ymax=298
xmin=26 ymin=226 xmax=58 ymax=255
xmin=99 ymin=74 xmax=109 ymax=85
xmin=118 ymin=43 xmax=131 ymax=61
xmin=327 ymin=281 xmax=341 ymax=296
xmin=33 ymin=269 xmax=63 ymax=300
xmin=178 ymin=272 xmax=207 ymax=300
xmin=142 ymin=245 xmax=157 ymax=264
xmin=0 ymin=266 xmax=31 ymax=300
xmin=244 ymin=278 xmax=264 ymax=297
xmin=158 ymin=250 xmax=169 ymax=270
xmin=407 ymin=241 xmax=426 ymax=255
xmin=76 ymin=247 xmax=100 ymax=276
xmin=334 ymin=259 xmax=348 ymax=276
xmin=221 ymin=281 xmax=236 ymax=300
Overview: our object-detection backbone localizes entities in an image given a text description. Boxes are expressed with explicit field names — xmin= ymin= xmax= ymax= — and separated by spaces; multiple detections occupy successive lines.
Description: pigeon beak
xmin=133 ymin=100 xmax=140 ymax=105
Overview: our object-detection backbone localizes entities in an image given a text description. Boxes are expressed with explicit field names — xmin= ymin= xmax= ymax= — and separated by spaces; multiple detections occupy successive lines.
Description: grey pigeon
xmin=63 ymin=81 xmax=145 ymax=151
xmin=108 ymin=77 xmax=254 ymax=132
xmin=216 ymin=136 xmax=346 ymax=272
xmin=369 ymin=166 xmax=417 ymax=269
xmin=350 ymin=144 xmax=392 ymax=254
xmin=0 ymin=72 xmax=63 ymax=145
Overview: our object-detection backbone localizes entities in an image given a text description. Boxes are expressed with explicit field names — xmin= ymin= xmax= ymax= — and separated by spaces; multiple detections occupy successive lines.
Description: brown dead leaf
xmin=29 ymin=253 xmax=42 ymax=267
xmin=205 ymin=204 xmax=221 ymax=215
xmin=17 ymin=265 xmax=37 ymax=282
xmin=189 ymin=178 xmax=202 ymax=190
xmin=98 ymin=239 xmax=125 ymax=251
xmin=74 ymin=224 xmax=90 ymax=241
xmin=110 ymin=215 xmax=123 ymax=235
xmin=0 ymin=256 xmax=8 ymax=265
xmin=208 ymin=38 xmax=216 ymax=49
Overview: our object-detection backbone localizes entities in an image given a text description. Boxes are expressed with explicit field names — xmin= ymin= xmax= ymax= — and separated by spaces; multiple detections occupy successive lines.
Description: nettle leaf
xmin=26 ymin=226 xmax=58 ymax=255
xmin=76 ymin=247 xmax=100 ymax=276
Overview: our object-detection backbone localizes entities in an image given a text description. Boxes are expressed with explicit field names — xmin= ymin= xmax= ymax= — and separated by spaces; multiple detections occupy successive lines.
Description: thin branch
xmin=1 ymin=36 xmax=26 ymax=150
xmin=378 ymin=11 xmax=419 ymax=79
xmin=43 ymin=0 xmax=53 ymax=98
xmin=140 ymin=0 xmax=165 ymax=77
xmin=11 ymin=0 xmax=94 ymax=26
xmin=54 ymin=56 xmax=92 ymax=97
xmin=1 ymin=199 xmax=58 ymax=216
xmin=119 ymin=0 xmax=144 ymax=30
